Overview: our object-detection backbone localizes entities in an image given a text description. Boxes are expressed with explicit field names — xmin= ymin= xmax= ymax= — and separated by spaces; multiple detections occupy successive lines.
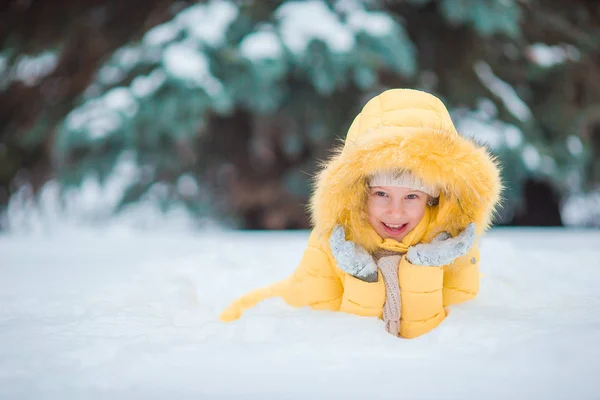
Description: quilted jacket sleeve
xmin=282 ymin=232 xmax=344 ymax=310
xmin=219 ymin=231 xmax=343 ymax=322
xmin=443 ymin=245 xmax=480 ymax=306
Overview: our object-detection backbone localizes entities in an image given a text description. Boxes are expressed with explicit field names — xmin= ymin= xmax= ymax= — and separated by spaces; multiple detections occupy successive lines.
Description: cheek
xmin=406 ymin=202 xmax=427 ymax=223
xmin=367 ymin=197 xmax=385 ymax=220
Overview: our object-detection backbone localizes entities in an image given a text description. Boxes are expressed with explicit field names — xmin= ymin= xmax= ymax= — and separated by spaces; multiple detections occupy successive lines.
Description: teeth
xmin=385 ymin=223 xmax=403 ymax=229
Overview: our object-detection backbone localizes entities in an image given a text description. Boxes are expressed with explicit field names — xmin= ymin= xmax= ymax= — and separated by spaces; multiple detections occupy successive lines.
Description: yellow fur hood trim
xmin=310 ymin=89 xmax=502 ymax=251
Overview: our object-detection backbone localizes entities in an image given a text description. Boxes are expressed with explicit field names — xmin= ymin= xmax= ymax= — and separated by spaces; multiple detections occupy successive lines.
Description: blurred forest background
xmin=1 ymin=0 xmax=600 ymax=231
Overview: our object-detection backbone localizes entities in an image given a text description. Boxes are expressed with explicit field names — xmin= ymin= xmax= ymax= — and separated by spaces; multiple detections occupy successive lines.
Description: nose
xmin=387 ymin=199 xmax=406 ymax=219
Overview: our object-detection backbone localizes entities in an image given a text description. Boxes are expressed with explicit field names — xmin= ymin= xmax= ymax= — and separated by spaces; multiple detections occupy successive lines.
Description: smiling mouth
xmin=381 ymin=222 xmax=408 ymax=235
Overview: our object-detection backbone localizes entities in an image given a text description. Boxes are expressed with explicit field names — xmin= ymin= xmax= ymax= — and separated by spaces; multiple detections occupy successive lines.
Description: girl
xmin=220 ymin=89 xmax=502 ymax=338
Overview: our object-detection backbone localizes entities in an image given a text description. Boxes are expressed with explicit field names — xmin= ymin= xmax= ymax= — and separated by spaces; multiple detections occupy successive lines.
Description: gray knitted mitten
xmin=329 ymin=225 xmax=378 ymax=282
xmin=407 ymin=223 xmax=477 ymax=266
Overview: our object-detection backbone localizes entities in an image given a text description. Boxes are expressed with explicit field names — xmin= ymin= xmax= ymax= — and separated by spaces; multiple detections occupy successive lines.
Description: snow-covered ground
xmin=1 ymin=228 xmax=600 ymax=399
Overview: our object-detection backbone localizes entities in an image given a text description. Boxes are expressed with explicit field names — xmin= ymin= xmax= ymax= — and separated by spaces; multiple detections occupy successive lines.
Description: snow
xmin=63 ymin=100 xmax=122 ymax=141
xmin=562 ymin=192 xmax=600 ymax=227
xmin=176 ymin=0 xmax=239 ymax=47
xmin=176 ymin=174 xmax=200 ymax=198
xmin=527 ymin=43 xmax=581 ymax=68
xmin=521 ymin=143 xmax=541 ymax=171
xmin=453 ymin=107 xmax=524 ymax=152
xmin=453 ymin=99 xmax=525 ymax=152
xmin=1 ymin=227 xmax=599 ymax=398
xmin=143 ymin=22 xmax=180 ymax=47
xmin=2 ymin=154 xmax=199 ymax=234
xmin=275 ymin=0 xmax=355 ymax=55
xmin=239 ymin=30 xmax=283 ymax=61
xmin=474 ymin=61 xmax=532 ymax=122
xmin=335 ymin=0 xmax=399 ymax=38
xmin=163 ymin=43 xmax=209 ymax=81
xmin=97 ymin=65 xmax=127 ymax=86
xmin=504 ymin=125 xmax=523 ymax=148
xmin=334 ymin=0 xmax=362 ymax=13
xmin=86 ymin=113 xmax=121 ymax=140
xmin=114 ymin=46 xmax=143 ymax=70
xmin=14 ymin=50 xmax=59 ymax=86
xmin=64 ymin=107 xmax=88 ymax=131
xmin=477 ymin=97 xmax=498 ymax=118
xmin=162 ymin=43 xmax=223 ymax=95
xmin=131 ymin=69 xmax=166 ymax=98
xmin=104 ymin=87 xmax=138 ymax=117
xmin=5 ymin=157 xmax=135 ymax=232
xmin=63 ymin=88 xmax=139 ymax=141
xmin=64 ymin=85 xmax=141 ymax=141
xmin=456 ymin=115 xmax=503 ymax=150
xmin=567 ymin=135 xmax=584 ymax=156
xmin=346 ymin=9 xmax=395 ymax=37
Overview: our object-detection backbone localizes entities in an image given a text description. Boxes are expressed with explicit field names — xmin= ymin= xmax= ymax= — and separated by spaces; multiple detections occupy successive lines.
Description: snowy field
xmin=1 ymin=227 xmax=600 ymax=399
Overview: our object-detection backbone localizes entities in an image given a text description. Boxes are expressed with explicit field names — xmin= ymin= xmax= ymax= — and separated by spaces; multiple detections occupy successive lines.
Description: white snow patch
xmin=276 ymin=0 xmax=355 ymax=55
xmin=97 ymin=65 xmax=127 ymax=86
xmin=131 ymin=68 xmax=166 ymax=98
xmin=562 ymin=191 xmax=600 ymax=227
xmin=162 ymin=43 xmax=222 ymax=95
xmin=63 ymin=98 xmax=123 ymax=141
xmin=14 ymin=50 xmax=59 ymax=86
xmin=239 ymin=30 xmax=283 ymax=61
xmin=2 ymin=154 xmax=199 ymax=234
xmin=474 ymin=61 xmax=532 ymax=122
xmin=176 ymin=0 xmax=239 ymax=47
xmin=527 ymin=43 xmax=581 ymax=68
xmin=521 ymin=143 xmax=541 ymax=171
xmin=64 ymin=108 xmax=88 ymax=131
xmin=163 ymin=43 xmax=208 ymax=80
xmin=0 ymin=229 xmax=599 ymax=398
xmin=334 ymin=0 xmax=362 ymax=13
xmin=86 ymin=113 xmax=121 ymax=140
xmin=477 ymin=98 xmax=498 ymax=119
xmin=177 ymin=174 xmax=200 ymax=198
xmin=455 ymin=115 xmax=503 ymax=150
xmin=567 ymin=135 xmax=584 ymax=156
xmin=113 ymin=46 xmax=142 ymax=70
xmin=504 ymin=125 xmax=523 ymax=149
xmin=454 ymin=107 xmax=524 ymax=152
xmin=143 ymin=22 xmax=180 ymax=46
xmin=104 ymin=87 xmax=138 ymax=117
xmin=346 ymin=9 xmax=395 ymax=37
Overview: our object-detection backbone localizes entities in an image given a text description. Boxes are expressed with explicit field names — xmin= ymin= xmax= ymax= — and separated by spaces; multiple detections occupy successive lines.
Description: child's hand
xmin=329 ymin=225 xmax=379 ymax=282
xmin=406 ymin=223 xmax=476 ymax=266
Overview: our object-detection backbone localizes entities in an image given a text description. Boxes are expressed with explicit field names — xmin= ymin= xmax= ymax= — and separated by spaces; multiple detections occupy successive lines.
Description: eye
xmin=406 ymin=193 xmax=419 ymax=200
xmin=374 ymin=191 xmax=388 ymax=197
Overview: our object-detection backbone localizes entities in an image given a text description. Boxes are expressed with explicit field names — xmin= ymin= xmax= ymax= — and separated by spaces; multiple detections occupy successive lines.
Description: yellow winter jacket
xmin=220 ymin=89 xmax=502 ymax=338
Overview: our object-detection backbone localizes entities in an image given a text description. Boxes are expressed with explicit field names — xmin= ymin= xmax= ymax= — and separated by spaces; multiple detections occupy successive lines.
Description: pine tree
xmin=1 ymin=0 xmax=599 ymax=228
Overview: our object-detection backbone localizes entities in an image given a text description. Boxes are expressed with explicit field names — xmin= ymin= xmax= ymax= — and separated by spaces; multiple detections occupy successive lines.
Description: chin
xmin=388 ymin=233 xmax=408 ymax=241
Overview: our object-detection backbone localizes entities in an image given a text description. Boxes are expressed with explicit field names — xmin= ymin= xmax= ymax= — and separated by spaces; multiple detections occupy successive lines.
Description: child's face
xmin=367 ymin=186 xmax=429 ymax=241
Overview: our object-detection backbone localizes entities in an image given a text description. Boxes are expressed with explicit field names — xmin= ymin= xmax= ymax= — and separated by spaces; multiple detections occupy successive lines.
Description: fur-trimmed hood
xmin=310 ymin=89 xmax=502 ymax=251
